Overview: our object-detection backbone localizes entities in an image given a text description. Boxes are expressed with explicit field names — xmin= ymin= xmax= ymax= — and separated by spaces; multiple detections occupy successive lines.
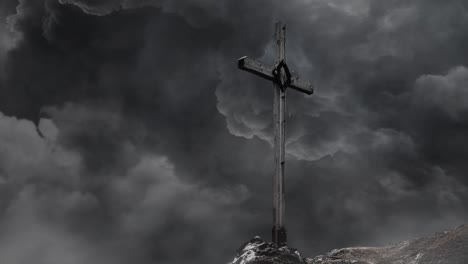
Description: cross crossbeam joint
xmin=238 ymin=56 xmax=314 ymax=95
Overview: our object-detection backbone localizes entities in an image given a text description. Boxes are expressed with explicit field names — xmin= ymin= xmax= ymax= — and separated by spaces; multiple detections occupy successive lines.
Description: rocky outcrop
xmin=228 ymin=224 xmax=468 ymax=264
xmin=229 ymin=236 xmax=306 ymax=264
xmin=307 ymin=224 xmax=468 ymax=264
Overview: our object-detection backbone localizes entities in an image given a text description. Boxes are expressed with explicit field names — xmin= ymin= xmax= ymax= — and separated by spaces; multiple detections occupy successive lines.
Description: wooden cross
xmin=238 ymin=22 xmax=314 ymax=247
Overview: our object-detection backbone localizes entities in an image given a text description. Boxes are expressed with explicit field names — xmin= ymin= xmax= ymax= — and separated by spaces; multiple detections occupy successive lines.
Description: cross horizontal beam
xmin=238 ymin=56 xmax=314 ymax=95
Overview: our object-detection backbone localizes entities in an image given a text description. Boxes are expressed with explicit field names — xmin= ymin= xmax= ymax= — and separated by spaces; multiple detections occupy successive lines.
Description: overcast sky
xmin=1 ymin=0 xmax=468 ymax=263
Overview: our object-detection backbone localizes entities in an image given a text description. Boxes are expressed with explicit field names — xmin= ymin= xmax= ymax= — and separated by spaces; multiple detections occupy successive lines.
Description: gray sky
xmin=1 ymin=0 xmax=468 ymax=263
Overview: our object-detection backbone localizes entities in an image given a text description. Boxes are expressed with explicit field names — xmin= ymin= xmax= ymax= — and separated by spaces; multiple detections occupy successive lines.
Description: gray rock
xmin=307 ymin=224 xmax=468 ymax=264
xmin=228 ymin=236 xmax=307 ymax=264
xmin=228 ymin=225 xmax=468 ymax=264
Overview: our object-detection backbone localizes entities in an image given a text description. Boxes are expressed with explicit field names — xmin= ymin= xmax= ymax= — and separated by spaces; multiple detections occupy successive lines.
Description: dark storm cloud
xmin=1 ymin=0 xmax=468 ymax=263
xmin=0 ymin=1 xmax=273 ymax=263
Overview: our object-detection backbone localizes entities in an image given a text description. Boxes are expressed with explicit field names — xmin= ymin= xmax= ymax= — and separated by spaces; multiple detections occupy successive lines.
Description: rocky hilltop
xmin=228 ymin=224 xmax=468 ymax=264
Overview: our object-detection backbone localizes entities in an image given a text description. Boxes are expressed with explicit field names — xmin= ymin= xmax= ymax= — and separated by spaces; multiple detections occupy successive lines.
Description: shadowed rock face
xmin=229 ymin=225 xmax=468 ymax=264
xmin=229 ymin=236 xmax=307 ymax=264
xmin=308 ymin=224 xmax=468 ymax=264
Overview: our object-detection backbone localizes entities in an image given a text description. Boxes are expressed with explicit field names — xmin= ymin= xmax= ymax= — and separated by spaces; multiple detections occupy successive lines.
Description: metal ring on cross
xmin=272 ymin=59 xmax=292 ymax=91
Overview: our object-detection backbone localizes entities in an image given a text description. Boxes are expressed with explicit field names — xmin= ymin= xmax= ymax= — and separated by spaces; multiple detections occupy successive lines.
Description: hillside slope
xmin=228 ymin=224 xmax=468 ymax=264
xmin=308 ymin=224 xmax=468 ymax=264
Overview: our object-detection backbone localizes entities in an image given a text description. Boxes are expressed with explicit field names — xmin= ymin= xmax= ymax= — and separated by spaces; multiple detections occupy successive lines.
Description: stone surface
xmin=307 ymin=224 xmax=468 ymax=264
xmin=228 ymin=236 xmax=307 ymax=264
xmin=228 ymin=225 xmax=468 ymax=264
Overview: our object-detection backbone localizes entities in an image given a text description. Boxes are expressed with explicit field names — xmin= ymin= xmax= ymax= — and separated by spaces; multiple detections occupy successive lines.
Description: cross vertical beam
xmin=273 ymin=22 xmax=287 ymax=247
xmin=237 ymin=22 xmax=314 ymax=248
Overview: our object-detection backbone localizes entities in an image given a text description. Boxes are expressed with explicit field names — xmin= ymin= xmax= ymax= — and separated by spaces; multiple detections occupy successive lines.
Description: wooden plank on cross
xmin=238 ymin=56 xmax=314 ymax=95
xmin=237 ymin=22 xmax=315 ymax=247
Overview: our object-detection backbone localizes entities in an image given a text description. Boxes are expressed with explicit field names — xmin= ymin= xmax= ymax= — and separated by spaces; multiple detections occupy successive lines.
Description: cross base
xmin=272 ymin=226 xmax=287 ymax=247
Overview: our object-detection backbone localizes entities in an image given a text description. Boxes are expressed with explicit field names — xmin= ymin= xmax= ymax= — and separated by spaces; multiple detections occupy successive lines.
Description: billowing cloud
xmin=414 ymin=66 xmax=468 ymax=120
xmin=0 ymin=0 xmax=468 ymax=263
xmin=0 ymin=109 xmax=255 ymax=264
